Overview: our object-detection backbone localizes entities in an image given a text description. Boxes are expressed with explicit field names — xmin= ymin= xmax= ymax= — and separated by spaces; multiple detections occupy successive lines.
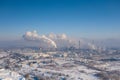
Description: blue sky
xmin=0 ymin=0 xmax=120 ymax=40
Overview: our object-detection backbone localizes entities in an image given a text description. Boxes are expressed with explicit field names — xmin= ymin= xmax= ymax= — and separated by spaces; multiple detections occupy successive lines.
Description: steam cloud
xmin=23 ymin=30 xmax=71 ymax=48
xmin=23 ymin=30 xmax=57 ymax=48
xmin=88 ymin=43 xmax=96 ymax=50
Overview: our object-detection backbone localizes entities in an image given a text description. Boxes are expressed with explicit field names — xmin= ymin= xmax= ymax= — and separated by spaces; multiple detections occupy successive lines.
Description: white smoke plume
xmin=23 ymin=30 xmax=40 ymax=41
xmin=41 ymin=35 xmax=57 ymax=48
xmin=88 ymin=43 xmax=96 ymax=50
xmin=47 ymin=33 xmax=74 ymax=48
xmin=47 ymin=33 xmax=67 ymax=40
xmin=23 ymin=30 xmax=57 ymax=48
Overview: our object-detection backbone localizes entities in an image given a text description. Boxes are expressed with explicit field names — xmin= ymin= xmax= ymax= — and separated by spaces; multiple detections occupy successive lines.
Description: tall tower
xmin=79 ymin=40 xmax=80 ymax=50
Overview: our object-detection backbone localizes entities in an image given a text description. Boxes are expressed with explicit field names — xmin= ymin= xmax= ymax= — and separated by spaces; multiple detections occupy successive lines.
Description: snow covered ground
xmin=106 ymin=62 xmax=120 ymax=71
xmin=0 ymin=69 xmax=25 ymax=80
xmin=19 ymin=58 xmax=100 ymax=80
xmin=0 ymin=49 xmax=120 ymax=80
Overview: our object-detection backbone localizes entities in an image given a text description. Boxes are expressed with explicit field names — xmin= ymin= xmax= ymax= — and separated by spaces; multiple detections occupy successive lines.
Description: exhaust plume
xmin=41 ymin=35 xmax=57 ymax=48
xmin=23 ymin=30 xmax=57 ymax=48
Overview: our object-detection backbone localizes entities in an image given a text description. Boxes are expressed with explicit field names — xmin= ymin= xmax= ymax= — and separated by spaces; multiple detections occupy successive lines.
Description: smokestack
xmin=92 ymin=40 xmax=94 ymax=44
xmin=79 ymin=40 xmax=80 ymax=50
